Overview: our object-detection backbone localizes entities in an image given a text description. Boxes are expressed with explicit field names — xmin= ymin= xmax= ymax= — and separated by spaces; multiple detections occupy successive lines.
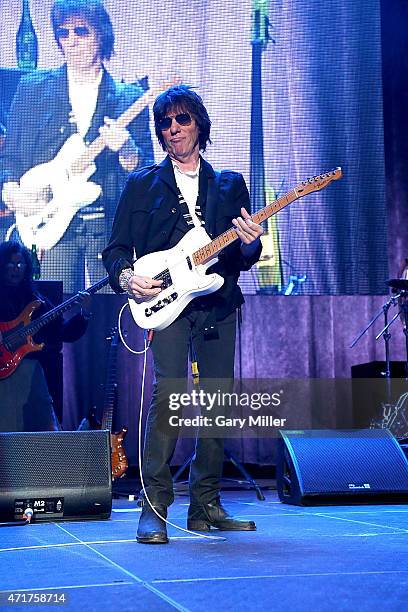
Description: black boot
xmin=137 ymin=503 xmax=169 ymax=544
xmin=187 ymin=498 xmax=256 ymax=531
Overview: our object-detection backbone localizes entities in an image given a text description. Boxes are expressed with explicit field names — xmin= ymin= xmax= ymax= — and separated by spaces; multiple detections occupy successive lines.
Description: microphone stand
xmin=399 ymin=297 xmax=408 ymax=378
xmin=350 ymin=293 xmax=402 ymax=426
xmin=350 ymin=293 xmax=401 ymax=380
xmin=375 ymin=292 xmax=408 ymax=376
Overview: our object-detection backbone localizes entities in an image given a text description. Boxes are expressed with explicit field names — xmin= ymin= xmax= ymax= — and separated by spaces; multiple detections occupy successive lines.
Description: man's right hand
xmin=2 ymin=181 xmax=49 ymax=216
xmin=127 ymin=275 xmax=163 ymax=303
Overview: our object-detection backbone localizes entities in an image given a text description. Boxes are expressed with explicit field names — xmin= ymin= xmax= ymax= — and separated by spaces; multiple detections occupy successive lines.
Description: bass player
xmin=0 ymin=240 xmax=91 ymax=432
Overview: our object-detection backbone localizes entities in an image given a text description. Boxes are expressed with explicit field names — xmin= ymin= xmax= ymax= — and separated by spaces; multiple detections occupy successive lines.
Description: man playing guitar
xmin=0 ymin=0 xmax=153 ymax=293
xmin=103 ymin=85 xmax=264 ymax=544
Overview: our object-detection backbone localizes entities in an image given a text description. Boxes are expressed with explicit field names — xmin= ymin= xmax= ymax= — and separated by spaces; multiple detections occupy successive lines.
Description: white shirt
xmin=172 ymin=159 xmax=202 ymax=228
xmin=67 ymin=69 xmax=103 ymax=138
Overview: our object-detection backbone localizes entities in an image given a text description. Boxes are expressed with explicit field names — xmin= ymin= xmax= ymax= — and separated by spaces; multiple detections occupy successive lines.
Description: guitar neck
xmin=26 ymin=276 xmax=109 ymax=337
xmin=100 ymin=330 xmax=119 ymax=432
xmin=101 ymin=395 xmax=115 ymax=431
xmin=250 ymin=4 xmax=269 ymax=213
xmin=100 ymin=378 xmax=117 ymax=431
xmin=193 ymin=186 xmax=299 ymax=266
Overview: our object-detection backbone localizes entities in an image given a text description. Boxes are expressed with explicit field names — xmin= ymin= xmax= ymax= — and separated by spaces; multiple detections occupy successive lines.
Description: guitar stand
xmin=172 ymin=450 xmax=266 ymax=501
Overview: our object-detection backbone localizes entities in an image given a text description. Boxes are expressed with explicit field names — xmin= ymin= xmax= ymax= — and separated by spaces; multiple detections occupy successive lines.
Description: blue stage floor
xmin=0 ymin=489 xmax=407 ymax=611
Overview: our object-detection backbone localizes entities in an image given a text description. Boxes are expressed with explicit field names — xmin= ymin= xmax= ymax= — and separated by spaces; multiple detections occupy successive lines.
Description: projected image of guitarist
xmin=0 ymin=0 xmax=154 ymax=293
xmin=0 ymin=240 xmax=91 ymax=433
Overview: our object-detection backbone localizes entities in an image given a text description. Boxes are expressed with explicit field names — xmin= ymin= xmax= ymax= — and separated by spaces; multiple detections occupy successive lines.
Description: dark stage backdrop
xmin=0 ymin=0 xmax=388 ymax=294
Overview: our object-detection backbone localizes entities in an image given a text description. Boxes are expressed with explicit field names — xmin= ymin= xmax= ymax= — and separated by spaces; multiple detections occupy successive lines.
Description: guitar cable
xmin=117 ymin=302 xmax=152 ymax=354
xmin=118 ymin=302 xmax=225 ymax=542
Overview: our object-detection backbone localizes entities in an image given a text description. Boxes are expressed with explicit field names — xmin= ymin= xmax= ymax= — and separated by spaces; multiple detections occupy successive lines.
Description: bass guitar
xmin=13 ymin=80 xmax=176 ymax=251
xmin=0 ymin=276 xmax=109 ymax=379
xmin=128 ymin=169 xmax=342 ymax=331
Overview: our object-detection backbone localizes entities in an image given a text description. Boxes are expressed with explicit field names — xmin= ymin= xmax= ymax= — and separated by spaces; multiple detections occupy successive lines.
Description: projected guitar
xmin=128 ymin=169 xmax=342 ymax=331
xmin=12 ymin=80 xmax=177 ymax=251
xmin=250 ymin=0 xmax=282 ymax=292
xmin=0 ymin=276 xmax=109 ymax=379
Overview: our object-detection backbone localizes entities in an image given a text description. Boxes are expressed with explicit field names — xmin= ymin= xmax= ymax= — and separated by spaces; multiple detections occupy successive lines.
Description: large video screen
xmin=0 ymin=0 xmax=387 ymax=295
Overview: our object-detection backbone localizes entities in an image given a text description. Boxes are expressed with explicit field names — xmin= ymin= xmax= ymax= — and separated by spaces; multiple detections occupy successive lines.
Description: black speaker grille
xmin=0 ymin=431 xmax=111 ymax=489
xmin=284 ymin=429 xmax=408 ymax=494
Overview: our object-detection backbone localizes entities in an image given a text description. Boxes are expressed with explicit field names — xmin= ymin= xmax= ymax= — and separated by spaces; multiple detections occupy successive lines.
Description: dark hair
xmin=51 ymin=0 xmax=114 ymax=61
xmin=153 ymin=85 xmax=212 ymax=152
xmin=0 ymin=241 xmax=33 ymax=290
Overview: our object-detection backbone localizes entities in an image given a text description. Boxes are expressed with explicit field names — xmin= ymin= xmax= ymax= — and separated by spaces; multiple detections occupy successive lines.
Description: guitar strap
xmin=175 ymin=187 xmax=205 ymax=228
xmin=202 ymin=170 xmax=222 ymax=339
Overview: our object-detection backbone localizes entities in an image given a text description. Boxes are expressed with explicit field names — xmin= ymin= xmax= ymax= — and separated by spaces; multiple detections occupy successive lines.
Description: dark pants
xmin=142 ymin=308 xmax=236 ymax=507
xmin=0 ymin=360 xmax=60 ymax=432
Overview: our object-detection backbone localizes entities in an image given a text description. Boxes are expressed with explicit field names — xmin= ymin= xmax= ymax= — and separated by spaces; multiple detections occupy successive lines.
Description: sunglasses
xmin=56 ymin=26 xmax=91 ymax=39
xmin=158 ymin=113 xmax=192 ymax=131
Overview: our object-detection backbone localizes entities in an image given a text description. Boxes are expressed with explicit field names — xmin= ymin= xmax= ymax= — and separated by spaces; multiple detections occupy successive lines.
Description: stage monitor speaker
xmin=277 ymin=429 xmax=408 ymax=505
xmin=0 ymin=431 xmax=112 ymax=522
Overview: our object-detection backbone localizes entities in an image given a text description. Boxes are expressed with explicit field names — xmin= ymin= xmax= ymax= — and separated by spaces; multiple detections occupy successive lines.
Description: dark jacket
xmin=102 ymin=155 xmax=262 ymax=320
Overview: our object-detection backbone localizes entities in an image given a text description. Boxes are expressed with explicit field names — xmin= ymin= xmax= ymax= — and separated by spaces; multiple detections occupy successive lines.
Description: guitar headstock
xmin=252 ymin=0 xmax=271 ymax=47
xmin=295 ymin=168 xmax=343 ymax=196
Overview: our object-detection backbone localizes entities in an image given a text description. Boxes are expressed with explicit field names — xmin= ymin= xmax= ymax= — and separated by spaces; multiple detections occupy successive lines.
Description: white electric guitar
xmin=128 ymin=168 xmax=343 ymax=331
xmin=10 ymin=80 xmax=176 ymax=251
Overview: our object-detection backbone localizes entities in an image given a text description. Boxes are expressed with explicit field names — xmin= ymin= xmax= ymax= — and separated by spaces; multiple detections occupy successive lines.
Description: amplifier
xmin=0 ymin=430 xmax=112 ymax=521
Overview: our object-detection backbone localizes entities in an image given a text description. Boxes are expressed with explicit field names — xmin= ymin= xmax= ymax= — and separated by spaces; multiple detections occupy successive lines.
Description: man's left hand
xmin=232 ymin=207 xmax=263 ymax=255
xmin=99 ymin=116 xmax=130 ymax=152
